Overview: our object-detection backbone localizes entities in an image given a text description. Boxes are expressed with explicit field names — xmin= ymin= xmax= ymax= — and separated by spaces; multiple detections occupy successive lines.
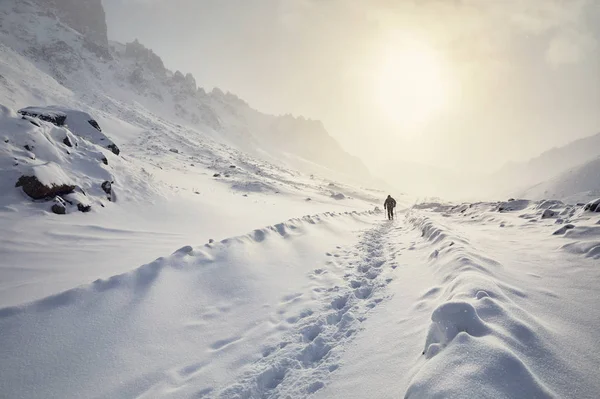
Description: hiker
xmin=384 ymin=195 xmax=397 ymax=220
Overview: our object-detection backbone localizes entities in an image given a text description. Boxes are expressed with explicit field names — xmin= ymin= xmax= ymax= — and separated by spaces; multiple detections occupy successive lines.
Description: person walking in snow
xmin=384 ymin=195 xmax=397 ymax=220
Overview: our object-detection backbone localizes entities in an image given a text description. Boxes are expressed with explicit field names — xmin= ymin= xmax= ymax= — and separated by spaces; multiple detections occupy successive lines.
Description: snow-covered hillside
xmin=483 ymin=132 xmax=600 ymax=200
xmin=522 ymin=156 xmax=600 ymax=203
xmin=0 ymin=0 xmax=371 ymax=185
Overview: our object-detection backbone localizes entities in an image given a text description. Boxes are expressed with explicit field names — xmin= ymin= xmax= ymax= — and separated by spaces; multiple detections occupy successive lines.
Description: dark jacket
xmin=384 ymin=197 xmax=396 ymax=209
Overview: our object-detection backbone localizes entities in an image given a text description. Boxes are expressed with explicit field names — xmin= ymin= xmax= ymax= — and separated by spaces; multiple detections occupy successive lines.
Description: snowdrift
xmin=405 ymin=212 xmax=557 ymax=398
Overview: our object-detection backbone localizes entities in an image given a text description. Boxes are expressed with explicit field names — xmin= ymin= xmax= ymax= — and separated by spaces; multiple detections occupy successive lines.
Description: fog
xmin=103 ymin=0 xmax=600 ymax=194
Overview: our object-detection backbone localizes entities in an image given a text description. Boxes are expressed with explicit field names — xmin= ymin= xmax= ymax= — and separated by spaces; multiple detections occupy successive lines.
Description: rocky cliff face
xmin=38 ymin=0 xmax=108 ymax=47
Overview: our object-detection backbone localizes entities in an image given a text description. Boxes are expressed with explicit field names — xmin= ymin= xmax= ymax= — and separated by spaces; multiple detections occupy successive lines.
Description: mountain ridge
xmin=0 ymin=0 xmax=372 ymax=183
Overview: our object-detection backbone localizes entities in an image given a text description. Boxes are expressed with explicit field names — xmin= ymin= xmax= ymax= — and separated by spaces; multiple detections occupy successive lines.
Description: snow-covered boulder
xmin=1 ymin=105 xmax=116 ymax=214
xmin=18 ymin=106 xmax=120 ymax=155
xmin=541 ymin=209 xmax=557 ymax=219
xmin=584 ymin=198 xmax=600 ymax=213
xmin=497 ymin=199 xmax=530 ymax=212
xmin=15 ymin=165 xmax=75 ymax=200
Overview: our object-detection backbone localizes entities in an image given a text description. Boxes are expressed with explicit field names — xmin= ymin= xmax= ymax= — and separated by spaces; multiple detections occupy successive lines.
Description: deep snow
xmin=2 ymin=201 xmax=600 ymax=398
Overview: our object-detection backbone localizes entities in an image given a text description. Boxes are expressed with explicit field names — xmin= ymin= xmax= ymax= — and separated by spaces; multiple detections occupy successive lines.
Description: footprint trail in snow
xmin=216 ymin=220 xmax=405 ymax=398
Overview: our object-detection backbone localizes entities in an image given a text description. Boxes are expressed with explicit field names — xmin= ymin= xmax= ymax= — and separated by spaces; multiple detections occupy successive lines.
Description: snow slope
xmin=0 ymin=0 xmax=372 ymax=186
xmin=0 ymin=0 xmax=392 ymax=307
xmin=522 ymin=156 xmax=600 ymax=203
xmin=483 ymin=132 xmax=600 ymax=200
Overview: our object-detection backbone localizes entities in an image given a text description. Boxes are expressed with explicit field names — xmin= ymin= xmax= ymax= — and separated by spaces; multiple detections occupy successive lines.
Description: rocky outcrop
xmin=584 ymin=198 xmax=600 ymax=212
xmin=125 ymin=40 xmax=166 ymax=76
xmin=16 ymin=175 xmax=75 ymax=200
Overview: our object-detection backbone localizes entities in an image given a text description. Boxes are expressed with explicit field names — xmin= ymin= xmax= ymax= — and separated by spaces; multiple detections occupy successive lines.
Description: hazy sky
xmin=103 ymin=0 xmax=600 ymax=174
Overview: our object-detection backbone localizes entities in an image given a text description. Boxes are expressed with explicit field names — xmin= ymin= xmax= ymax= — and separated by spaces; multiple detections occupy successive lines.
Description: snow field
xmin=0 ymin=210 xmax=397 ymax=399
xmin=402 ymin=202 xmax=600 ymax=398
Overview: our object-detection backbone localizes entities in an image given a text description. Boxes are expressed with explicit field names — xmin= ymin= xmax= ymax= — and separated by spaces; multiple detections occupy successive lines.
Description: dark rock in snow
xmin=16 ymin=175 xmax=75 ymax=200
xmin=63 ymin=136 xmax=73 ymax=147
xmin=101 ymin=156 xmax=108 ymax=165
xmin=77 ymin=203 xmax=91 ymax=212
xmin=19 ymin=108 xmax=66 ymax=125
xmin=51 ymin=196 xmax=67 ymax=215
xmin=584 ymin=198 xmax=600 ymax=213
xmin=229 ymin=165 xmax=236 ymax=169
xmin=24 ymin=144 xmax=33 ymax=151
xmin=169 ymin=148 xmax=179 ymax=154
xmin=213 ymin=173 xmax=221 ymax=178
xmin=101 ymin=181 xmax=113 ymax=201
xmin=107 ymin=143 xmax=120 ymax=155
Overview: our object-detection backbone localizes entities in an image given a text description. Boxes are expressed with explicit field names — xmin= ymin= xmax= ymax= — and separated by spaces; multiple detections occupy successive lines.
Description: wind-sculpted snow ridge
xmin=0 ymin=210 xmax=383 ymax=399
xmin=404 ymin=208 xmax=560 ymax=398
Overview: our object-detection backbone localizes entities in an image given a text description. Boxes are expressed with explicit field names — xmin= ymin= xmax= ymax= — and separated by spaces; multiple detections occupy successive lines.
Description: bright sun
xmin=376 ymin=38 xmax=448 ymax=130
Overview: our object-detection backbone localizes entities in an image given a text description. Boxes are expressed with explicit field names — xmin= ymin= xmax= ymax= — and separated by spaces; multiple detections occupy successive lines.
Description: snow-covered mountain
xmin=486 ymin=132 xmax=600 ymax=200
xmin=522 ymin=156 xmax=600 ymax=203
xmin=0 ymin=0 xmax=371 ymax=185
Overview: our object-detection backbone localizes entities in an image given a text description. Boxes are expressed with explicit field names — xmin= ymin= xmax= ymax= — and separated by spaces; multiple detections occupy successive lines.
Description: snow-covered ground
xmin=2 ymin=200 xmax=600 ymax=398
xmin=0 ymin=101 xmax=386 ymax=306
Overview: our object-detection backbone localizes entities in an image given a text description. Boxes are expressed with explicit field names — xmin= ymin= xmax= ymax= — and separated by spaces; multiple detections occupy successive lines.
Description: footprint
xmin=331 ymin=295 xmax=349 ymax=310
xmin=354 ymin=285 xmax=373 ymax=299
xmin=350 ymin=280 xmax=362 ymax=288
xmin=301 ymin=324 xmax=323 ymax=342
xmin=366 ymin=269 xmax=381 ymax=280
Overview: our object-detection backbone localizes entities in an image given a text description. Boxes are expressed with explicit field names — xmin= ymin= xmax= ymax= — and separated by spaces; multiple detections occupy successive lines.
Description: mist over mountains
xmin=0 ymin=0 xmax=372 ymax=185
